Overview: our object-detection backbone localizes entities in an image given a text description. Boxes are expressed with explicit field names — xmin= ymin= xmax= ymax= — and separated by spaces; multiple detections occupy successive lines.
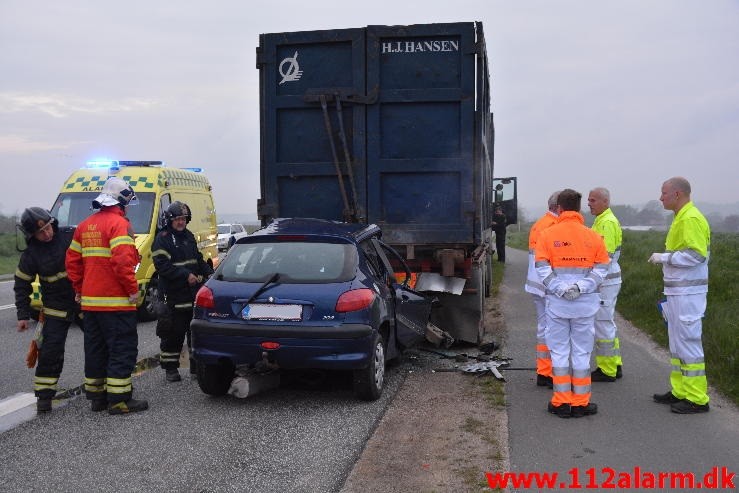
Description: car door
xmin=371 ymin=237 xmax=432 ymax=348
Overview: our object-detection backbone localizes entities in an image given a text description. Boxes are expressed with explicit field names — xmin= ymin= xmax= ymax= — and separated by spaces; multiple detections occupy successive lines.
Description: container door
xmin=259 ymin=29 xmax=367 ymax=223
xmin=365 ymin=23 xmax=478 ymax=244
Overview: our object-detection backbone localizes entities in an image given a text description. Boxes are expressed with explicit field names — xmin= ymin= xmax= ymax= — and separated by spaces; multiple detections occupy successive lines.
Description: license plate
xmin=242 ymin=303 xmax=302 ymax=321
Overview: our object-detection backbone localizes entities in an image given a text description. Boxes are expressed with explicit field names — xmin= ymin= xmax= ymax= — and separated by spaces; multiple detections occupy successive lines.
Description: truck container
xmin=256 ymin=22 xmax=516 ymax=343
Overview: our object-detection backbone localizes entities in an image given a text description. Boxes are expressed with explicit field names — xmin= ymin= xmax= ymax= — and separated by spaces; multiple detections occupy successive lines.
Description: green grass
xmin=0 ymin=233 xmax=21 ymax=276
xmin=508 ymin=225 xmax=739 ymax=405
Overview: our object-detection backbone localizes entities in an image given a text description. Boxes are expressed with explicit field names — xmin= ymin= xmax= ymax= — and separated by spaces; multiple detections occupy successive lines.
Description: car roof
xmin=249 ymin=218 xmax=381 ymax=243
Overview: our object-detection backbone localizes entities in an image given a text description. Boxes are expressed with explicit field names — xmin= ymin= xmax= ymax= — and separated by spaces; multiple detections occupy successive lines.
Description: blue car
xmin=191 ymin=218 xmax=433 ymax=400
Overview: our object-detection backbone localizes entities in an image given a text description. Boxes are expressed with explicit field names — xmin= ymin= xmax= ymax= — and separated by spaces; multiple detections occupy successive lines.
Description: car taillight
xmin=195 ymin=286 xmax=215 ymax=309
xmin=261 ymin=341 xmax=280 ymax=350
xmin=335 ymin=288 xmax=375 ymax=312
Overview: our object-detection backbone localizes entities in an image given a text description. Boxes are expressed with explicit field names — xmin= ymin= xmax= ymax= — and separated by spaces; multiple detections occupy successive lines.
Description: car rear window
xmin=216 ymin=241 xmax=357 ymax=283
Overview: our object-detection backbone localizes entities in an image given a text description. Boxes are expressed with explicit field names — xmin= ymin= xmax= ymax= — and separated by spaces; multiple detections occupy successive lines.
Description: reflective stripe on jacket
xmin=534 ymin=211 xmax=610 ymax=318
xmin=591 ymin=207 xmax=622 ymax=287
xmin=525 ymin=211 xmax=558 ymax=296
xmin=65 ymin=207 xmax=139 ymax=311
xmin=663 ymin=202 xmax=710 ymax=295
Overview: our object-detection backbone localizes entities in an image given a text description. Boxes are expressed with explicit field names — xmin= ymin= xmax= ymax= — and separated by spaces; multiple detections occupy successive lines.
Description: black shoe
xmin=616 ymin=365 xmax=623 ymax=379
xmin=571 ymin=403 xmax=598 ymax=418
xmin=166 ymin=369 xmax=182 ymax=382
xmin=108 ymin=398 xmax=149 ymax=415
xmin=653 ymin=391 xmax=684 ymax=405
xmin=36 ymin=399 xmax=52 ymax=413
xmin=536 ymin=374 xmax=553 ymax=388
xmin=591 ymin=368 xmax=616 ymax=382
xmin=547 ymin=402 xmax=571 ymax=418
xmin=670 ymin=400 xmax=709 ymax=414
xmin=90 ymin=399 xmax=108 ymax=412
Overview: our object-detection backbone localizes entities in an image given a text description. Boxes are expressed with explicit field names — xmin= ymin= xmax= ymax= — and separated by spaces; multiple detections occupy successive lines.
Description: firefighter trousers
xmin=34 ymin=316 xmax=75 ymax=399
xmin=82 ymin=311 xmax=138 ymax=405
xmin=157 ymin=308 xmax=194 ymax=371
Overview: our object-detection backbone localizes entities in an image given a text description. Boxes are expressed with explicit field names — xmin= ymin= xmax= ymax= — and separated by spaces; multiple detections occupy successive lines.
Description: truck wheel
xmin=353 ymin=333 xmax=385 ymax=401
xmin=196 ymin=362 xmax=233 ymax=396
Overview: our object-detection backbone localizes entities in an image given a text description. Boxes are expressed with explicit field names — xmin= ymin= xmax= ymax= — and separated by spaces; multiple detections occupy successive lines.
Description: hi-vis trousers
xmin=546 ymin=311 xmax=595 ymax=407
xmin=666 ymin=293 xmax=709 ymax=405
xmin=594 ymin=283 xmax=622 ymax=377
xmin=531 ymin=294 xmax=552 ymax=377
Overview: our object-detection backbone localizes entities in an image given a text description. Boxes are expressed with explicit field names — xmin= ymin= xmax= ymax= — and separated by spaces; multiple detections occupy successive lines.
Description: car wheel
xmin=196 ymin=362 xmax=233 ymax=396
xmin=353 ymin=333 xmax=385 ymax=401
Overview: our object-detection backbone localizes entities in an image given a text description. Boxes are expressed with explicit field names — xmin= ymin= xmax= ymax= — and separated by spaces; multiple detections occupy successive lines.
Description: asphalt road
xmin=500 ymin=248 xmax=739 ymax=492
xmin=0 ymin=277 xmax=410 ymax=492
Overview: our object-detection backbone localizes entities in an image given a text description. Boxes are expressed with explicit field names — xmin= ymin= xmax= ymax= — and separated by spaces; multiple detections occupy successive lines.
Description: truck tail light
xmin=335 ymin=288 xmax=375 ymax=312
xmin=195 ymin=286 xmax=215 ymax=309
xmin=261 ymin=341 xmax=280 ymax=350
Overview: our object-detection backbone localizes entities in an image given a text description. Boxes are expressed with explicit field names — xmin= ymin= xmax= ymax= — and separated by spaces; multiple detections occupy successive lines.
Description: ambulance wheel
xmin=138 ymin=277 xmax=159 ymax=322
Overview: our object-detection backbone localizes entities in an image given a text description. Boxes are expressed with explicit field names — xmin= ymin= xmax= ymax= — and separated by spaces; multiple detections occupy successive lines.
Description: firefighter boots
xmin=166 ymin=369 xmax=182 ymax=382
xmin=108 ymin=398 xmax=149 ymax=415
xmin=90 ymin=399 xmax=107 ymax=412
xmin=36 ymin=398 xmax=52 ymax=413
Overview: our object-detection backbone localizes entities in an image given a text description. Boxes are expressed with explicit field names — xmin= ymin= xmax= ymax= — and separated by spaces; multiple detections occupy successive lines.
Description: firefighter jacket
xmin=14 ymin=226 xmax=78 ymax=321
xmin=591 ymin=207 xmax=622 ymax=287
xmin=525 ymin=211 xmax=558 ymax=296
xmin=535 ymin=211 xmax=610 ymax=318
xmin=151 ymin=227 xmax=213 ymax=310
xmin=662 ymin=201 xmax=710 ymax=296
xmin=65 ymin=206 xmax=139 ymax=311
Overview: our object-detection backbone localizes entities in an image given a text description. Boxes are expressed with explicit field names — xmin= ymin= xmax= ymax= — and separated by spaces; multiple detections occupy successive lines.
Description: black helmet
xmin=163 ymin=201 xmax=192 ymax=227
xmin=19 ymin=207 xmax=55 ymax=240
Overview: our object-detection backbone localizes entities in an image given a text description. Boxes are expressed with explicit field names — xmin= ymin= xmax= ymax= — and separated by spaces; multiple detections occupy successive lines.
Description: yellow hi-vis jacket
xmin=662 ymin=201 xmax=710 ymax=296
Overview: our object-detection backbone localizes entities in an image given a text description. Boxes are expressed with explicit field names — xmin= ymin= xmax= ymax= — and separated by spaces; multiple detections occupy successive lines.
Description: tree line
xmin=520 ymin=201 xmax=739 ymax=233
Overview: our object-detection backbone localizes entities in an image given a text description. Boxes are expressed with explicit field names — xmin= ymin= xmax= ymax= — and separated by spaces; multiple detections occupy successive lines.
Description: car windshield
xmin=218 ymin=225 xmax=230 ymax=234
xmin=50 ymin=192 xmax=156 ymax=235
xmin=216 ymin=241 xmax=357 ymax=283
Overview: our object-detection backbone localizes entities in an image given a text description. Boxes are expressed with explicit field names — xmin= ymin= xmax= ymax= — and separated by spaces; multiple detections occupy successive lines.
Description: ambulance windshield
xmin=50 ymin=192 xmax=156 ymax=234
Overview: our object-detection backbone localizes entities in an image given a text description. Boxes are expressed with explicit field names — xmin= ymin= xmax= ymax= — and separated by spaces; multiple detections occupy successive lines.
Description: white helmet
xmin=92 ymin=177 xmax=136 ymax=209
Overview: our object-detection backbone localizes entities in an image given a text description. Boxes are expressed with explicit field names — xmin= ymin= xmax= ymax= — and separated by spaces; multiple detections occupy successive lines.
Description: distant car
xmin=217 ymin=223 xmax=249 ymax=252
xmin=191 ymin=218 xmax=433 ymax=400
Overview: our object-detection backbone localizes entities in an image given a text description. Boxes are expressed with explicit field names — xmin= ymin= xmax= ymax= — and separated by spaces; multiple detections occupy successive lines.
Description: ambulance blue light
xmin=180 ymin=167 xmax=203 ymax=173
xmin=86 ymin=159 xmax=118 ymax=169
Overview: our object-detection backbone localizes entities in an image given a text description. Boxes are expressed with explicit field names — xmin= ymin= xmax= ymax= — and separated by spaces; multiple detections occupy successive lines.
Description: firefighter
xmin=14 ymin=207 xmax=81 ymax=413
xmin=151 ymin=201 xmax=213 ymax=382
xmin=524 ymin=191 xmax=560 ymax=388
xmin=649 ymin=177 xmax=710 ymax=414
xmin=491 ymin=205 xmax=508 ymax=262
xmin=587 ymin=187 xmax=624 ymax=382
xmin=535 ymin=189 xmax=610 ymax=418
xmin=65 ymin=177 xmax=148 ymax=414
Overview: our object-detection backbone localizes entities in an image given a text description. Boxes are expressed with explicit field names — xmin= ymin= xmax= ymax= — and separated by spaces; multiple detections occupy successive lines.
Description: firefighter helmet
xmin=19 ymin=207 xmax=55 ymax=240
xmin=92 ymin=177 xmax=136 ymax=209
xmin=163 ymin=201 xmax=192 ymax=227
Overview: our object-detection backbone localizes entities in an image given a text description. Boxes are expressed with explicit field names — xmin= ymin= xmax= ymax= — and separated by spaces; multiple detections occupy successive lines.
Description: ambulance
xmin=33 ymin=160 xmax=219 ymax=319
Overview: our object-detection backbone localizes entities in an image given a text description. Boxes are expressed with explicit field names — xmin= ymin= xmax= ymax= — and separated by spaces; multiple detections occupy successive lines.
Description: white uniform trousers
xmin=666 ymin=293 xmax=709 ymax=405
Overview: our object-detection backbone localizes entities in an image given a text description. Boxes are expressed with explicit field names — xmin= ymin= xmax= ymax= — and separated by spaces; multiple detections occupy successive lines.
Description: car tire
xmin=196 ymin=362 xmax=233 ymax=396
xmin=353 ymin=333 xmax=385 ymax=401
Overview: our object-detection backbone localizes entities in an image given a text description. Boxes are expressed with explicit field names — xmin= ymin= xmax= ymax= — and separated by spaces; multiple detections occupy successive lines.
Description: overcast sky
xmin=1 ymin=0 xmax=737 ymax=219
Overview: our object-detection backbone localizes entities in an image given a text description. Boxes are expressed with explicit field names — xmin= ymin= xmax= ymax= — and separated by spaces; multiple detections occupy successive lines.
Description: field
xmin=0 ymin=233 xmax=21 ymax=276
xmin=507 ymin=228 xmax=738 ymax=404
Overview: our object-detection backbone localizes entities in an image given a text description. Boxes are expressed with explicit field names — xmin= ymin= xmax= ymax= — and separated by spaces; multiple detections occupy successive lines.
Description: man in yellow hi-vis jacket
xmin=649 ymin=176 xmax=711 ymax=414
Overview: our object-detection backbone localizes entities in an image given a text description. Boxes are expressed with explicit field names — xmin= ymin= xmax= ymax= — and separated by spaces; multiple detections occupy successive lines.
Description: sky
xmin=1 ymin=0 xmax=738 ymax=220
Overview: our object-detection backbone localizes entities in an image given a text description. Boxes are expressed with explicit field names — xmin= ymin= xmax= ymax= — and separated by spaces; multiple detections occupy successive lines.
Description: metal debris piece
xmin=461 ymin=360 xmax=511 ymax=381
xmin=424 ymin=322 xmax=455 ymax=348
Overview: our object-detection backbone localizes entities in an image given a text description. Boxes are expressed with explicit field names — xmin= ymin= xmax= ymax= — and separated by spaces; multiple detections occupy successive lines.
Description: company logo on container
xmin=382 ymin=39 xmax=459 ymax=54
xmin=279 ymin=51 xmax=303 ymax=85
